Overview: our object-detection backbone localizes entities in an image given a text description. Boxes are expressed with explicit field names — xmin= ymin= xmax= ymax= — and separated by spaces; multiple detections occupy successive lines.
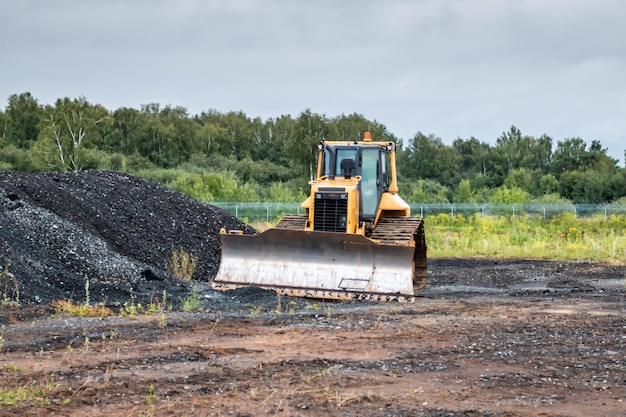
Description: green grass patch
xmin=0 ymin=378 xmax=57 ymax=407
xmin=426 ymin=212 xmax=626 ymax=263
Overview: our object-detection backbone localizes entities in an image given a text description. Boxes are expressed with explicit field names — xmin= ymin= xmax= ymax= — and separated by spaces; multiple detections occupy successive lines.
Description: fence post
xmin=512 ymin=205 xmax=515 ymax=216
xmin=543 ymin=206 xmax=546 ymax=220
xmin=420 ymin=206 xmax=423 ymax=217
xmin=266 ymin=205 xmax=270 ymax=222
xmin=235 ymin=204 xmax=238 ymax=218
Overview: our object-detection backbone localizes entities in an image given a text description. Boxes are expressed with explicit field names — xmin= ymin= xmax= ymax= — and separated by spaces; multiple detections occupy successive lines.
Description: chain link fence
xmin=211 ymin=202 xmax=626 ymax=223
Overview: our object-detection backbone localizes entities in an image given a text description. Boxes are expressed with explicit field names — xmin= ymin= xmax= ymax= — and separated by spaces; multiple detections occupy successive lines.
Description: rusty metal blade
xmin=212 ymin=228 xmax=416 ymax=300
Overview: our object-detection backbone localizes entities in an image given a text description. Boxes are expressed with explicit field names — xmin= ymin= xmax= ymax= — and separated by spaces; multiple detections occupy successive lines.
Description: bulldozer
xmin=212 ymin=132 xmax=427 ymax=302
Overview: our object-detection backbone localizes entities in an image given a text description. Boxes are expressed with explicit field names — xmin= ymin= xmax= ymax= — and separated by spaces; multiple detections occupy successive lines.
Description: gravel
xmin=0 ymin=170 xmax=254 ymax=307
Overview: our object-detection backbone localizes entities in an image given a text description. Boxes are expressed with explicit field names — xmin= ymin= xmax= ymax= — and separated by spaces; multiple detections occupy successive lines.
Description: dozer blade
xmin=212 ymin=228 xmax=418 ymax=302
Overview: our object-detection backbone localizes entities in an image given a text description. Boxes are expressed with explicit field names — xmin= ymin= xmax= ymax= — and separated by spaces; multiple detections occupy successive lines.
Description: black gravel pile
xmin=0 ymin=170 xmax=254 ymax=306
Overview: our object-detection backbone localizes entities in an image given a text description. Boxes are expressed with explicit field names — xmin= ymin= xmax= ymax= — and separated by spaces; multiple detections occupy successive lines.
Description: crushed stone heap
xmin=0 ymin=170 xmax=254 ymax=306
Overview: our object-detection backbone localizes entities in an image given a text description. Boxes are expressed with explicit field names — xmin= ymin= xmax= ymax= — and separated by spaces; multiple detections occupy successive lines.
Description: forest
xmin=1 ymin=92 xmax=625 ymax=205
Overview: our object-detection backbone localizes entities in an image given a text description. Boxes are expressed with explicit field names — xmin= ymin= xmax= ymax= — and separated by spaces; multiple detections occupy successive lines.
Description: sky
xmin=1 ymin=0 xmax=625 ymax=164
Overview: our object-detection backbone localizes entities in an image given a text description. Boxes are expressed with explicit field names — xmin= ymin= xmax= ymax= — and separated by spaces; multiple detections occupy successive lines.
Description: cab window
xmin=335 ymin=149 xmax=357 ymax=177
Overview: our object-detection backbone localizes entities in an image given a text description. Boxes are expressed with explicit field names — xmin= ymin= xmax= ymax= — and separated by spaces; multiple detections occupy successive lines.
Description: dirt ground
xmin=1 ymin=172 xmax=624 ymax=416
xmin=1 ymin=258 xmax=624 ymax=417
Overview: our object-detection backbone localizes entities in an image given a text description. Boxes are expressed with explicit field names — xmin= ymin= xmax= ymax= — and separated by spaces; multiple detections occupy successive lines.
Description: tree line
xmin=1 ymin=92 xmax=624 ymax=205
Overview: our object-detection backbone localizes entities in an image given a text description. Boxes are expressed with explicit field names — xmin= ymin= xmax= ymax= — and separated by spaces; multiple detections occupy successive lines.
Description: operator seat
xmin=340 ymin=158 xmax=356 ymax=178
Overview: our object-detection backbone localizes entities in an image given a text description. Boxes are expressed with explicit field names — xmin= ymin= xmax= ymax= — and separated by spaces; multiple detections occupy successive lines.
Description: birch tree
xmin=39 ymin=97 xmax=110 ymax=171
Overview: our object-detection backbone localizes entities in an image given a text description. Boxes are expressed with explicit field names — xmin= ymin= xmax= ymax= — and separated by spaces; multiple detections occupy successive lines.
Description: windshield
xmin=336 ymin=148 xmax=357 ymax=177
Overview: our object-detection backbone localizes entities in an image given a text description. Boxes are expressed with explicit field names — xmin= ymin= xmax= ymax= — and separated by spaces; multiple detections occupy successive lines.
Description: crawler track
xmin=275 ymin=213 xmax=308 ymax=230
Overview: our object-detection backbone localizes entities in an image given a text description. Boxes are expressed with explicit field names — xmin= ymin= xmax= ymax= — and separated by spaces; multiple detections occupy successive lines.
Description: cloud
xmin=1 ymin=0 xmax=624 ymax=162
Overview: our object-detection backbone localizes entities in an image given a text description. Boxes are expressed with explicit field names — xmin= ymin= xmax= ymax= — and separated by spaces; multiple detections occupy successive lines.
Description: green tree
xmin=0 ymin=109 xmax=9 ymax=144
xmin=398 ymin=132 xmax=436 ymax=180
xmin=490 ymin=185 xmax=529 ymax=204
xmin=539 ymin=173 xmax=560 ymax=195
xmin=195 ymin=110 xmax=254 ymax=160
xmin=399 ymin=132 xmax=460 ymax=187
xmin=453 ymin=179 xmax=475 ymax=203
xmin=37 ymin=97 xmax=111 ymax=171
xmin=560 ymin=169 xmax=624 ymax=203
xmin=432 ymin=145 xmax=462 ymax=188
xmin=583 ymin=140 xmax=619 ymax=172
xmin=400 ymin=179 xmax=450 ymax=203
xmin=492 ymin=126 xmax=552 ymax=178
xmin=5 ymin=92 xmax=41 ymax=148
xmin=532 ymin=134 xmax=554 ymax=173
xmin=249 ymin=116 xmax=271 ymax=161
xmin=137 ymin=103 xmax=178 ymax=167
xmin=0 ymin=145 xmax=35 ymax=171
xmin=503 ymin=168 xmax=542 ymax=196
xmin=551 ymin=137 xmax=587 ymax=174
xmin=261 ymin=115 xmax=294 ymax=165
xmin=329 ymin=113 xmax=395 ymax=143
xmin=221 ymin=111 xmax=254 ymax=160
xmin=290 ymin=109 xmax=330 ymax=179
xmin=453 ymin=137 xmax=492 ymax=178
xmin=194 ymin=114 xmax=229 ymax=156
xmin=107 ymin=107 xmax=143 ymax=155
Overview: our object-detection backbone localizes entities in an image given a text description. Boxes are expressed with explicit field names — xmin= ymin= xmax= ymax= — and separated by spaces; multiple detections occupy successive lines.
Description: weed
xmin=51 ymin=280 xmax=113 ymax=318
xmin=84 ymin=279 xmax=90 ymax=304
xmin=137 ymin=384 xmax=156 ymax=417
xmin=0 ymin=259 xmax=19 ymax=305
xmin=305 ymin=364 xmax=343 ymax=384
xmin=103 ymin=364 xmax=114 ymax=386
xmin=4 ymin=363 xmax=21 ymax=372
xmin=62 ymin=344 xmax=74 ymax=365
xmin=250 ymin=306 xmax=263 ymax=316
xmin=157 ymin=311 xmax=167 ymax=327
xmin=147 ymin=289 xmax=169 ymax=314
xmin=51 ymin=299 xmax=113 ymax=318
xmin=0 ymin=377 xmax=57 ymax=407
xmin=286 ymin=301 xmax=297 ymax=314
xmin=248 ymin=387 xmax=260 ymax=398
xmin=180 ymin=284 xmax=203 ymax=312
xmin=72 ymin=375 xmax=95 ymax=398
xmin=166 ymin=247 xmax=198 ymax=280
xmin=145 ymin=384 xmax=155 ymax=405
xmin=119 ymin=293 xmax=142 ymax=317
xmin=274 ymin=294 xmax=282 ymax=313
xmin=334 ymin=389 xmax=360 ymax=407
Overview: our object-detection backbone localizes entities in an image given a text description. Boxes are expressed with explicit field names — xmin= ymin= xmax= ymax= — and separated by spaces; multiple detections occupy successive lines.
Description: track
xmin=275 ymin=213 xmax=308 ymax=229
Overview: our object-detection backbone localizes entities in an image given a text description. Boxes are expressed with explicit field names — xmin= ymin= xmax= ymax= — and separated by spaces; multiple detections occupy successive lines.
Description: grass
xmin=179 ymin=284 xmax=204 ymax=312
xmin=0 ymin=259 xmax=20 ymax=305
xmin=166 ymin=247 xmax=198 ymax=281
xmin=51 ymin=299 xmax=114 ymax=318
xmin=51 ymin=280 xmax=114 ymax=318
xmin=0 ymin=377 xmax=57 ymax=407
xmin=426 ymin=212 xmax=626 ymax=264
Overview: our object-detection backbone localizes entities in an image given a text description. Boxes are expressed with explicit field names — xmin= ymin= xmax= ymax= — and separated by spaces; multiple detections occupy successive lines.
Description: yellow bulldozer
xmin=212 ymin=132 xmax=427 ymax=302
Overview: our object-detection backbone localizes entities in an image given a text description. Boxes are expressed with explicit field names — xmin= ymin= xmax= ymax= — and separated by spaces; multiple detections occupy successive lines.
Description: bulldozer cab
xmin=319 ymin=143 xmax=390 ymax=223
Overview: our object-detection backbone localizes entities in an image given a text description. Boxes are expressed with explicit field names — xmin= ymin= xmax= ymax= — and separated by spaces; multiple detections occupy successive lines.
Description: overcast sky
xmin=1 ymin=0 xmax=625 ymax=164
